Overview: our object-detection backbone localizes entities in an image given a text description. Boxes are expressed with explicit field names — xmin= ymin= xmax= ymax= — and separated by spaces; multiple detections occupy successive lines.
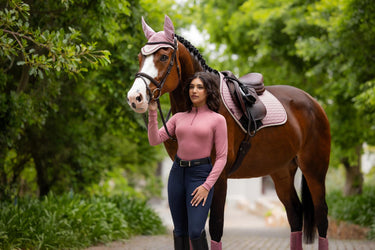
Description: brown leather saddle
xmin=222 ymin=71 xmax=267 ymax=136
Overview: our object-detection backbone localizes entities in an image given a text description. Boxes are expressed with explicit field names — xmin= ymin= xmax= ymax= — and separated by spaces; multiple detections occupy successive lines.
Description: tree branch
xmin=2 ymin=28 xmax=50 ymax=50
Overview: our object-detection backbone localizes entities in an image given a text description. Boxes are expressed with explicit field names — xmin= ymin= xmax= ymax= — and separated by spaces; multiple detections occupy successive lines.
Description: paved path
xmin=87 ymin=200 xmax=375 ymax=250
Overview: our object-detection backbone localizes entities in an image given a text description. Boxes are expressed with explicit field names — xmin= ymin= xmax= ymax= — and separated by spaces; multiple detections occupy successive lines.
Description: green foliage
xmin=0 ymin=1 xmax=110 ymax=79
xmin=327 ymin=185 xmax=375 ymax=239
xmin=365 ymin=161 xmax=375 ymax=184
xmin=190 ymin=0 xmax=375 ymax=181
xmin=0 ymin=0 xmax=172 ymax=200
xmin=325 ymin=166 xmax=345 ymax=193
xmin=109 ymin=195 xmax=165 ymax=235
xmin=0 ymin=193 xmax=165 ymax=249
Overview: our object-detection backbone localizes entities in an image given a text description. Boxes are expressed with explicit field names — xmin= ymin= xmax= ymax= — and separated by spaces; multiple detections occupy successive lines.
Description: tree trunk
xmin=341 ymin=146 xmax=363 ymax=196
xmin=0 ymin=146 xmax=9 ymax=200
xmin=34 ymin=156 xmax=51 ymax=197
xmin=27 ymin=127 xmax=52 ymax=197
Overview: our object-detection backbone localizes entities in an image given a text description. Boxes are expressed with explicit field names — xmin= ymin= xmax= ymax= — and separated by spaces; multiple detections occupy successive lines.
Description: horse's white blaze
xmin=127 ymin=55 xmax=158 ymax=113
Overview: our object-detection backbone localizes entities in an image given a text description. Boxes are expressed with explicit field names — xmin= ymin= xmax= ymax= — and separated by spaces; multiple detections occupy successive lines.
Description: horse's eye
xmin=160 ymin=55 xmax=169 ymax=62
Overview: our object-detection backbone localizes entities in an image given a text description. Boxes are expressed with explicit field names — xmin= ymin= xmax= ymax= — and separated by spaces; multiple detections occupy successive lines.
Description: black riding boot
xmin=173 ymin=231 xmax=190 ymax=250
xmin=190 ymin=230 xmax=209 ymax=250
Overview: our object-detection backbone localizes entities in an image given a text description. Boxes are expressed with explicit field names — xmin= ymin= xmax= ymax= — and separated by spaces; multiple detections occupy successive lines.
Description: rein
xmin=135 ymin=38 xmax=181 ymax=141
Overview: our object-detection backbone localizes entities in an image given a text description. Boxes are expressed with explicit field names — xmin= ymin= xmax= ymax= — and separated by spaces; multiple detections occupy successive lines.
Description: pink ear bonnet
xmin=141 ymin=15 xmax=175 ymax=55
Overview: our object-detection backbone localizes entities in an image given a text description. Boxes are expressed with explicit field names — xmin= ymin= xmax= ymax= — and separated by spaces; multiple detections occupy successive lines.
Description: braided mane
xmin=175 ymin=34 xmax=219 ymax=75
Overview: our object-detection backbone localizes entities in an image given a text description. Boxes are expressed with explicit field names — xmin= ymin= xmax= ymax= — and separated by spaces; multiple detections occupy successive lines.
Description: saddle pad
xmin=220 ymin=72 xmax=287 ymax=133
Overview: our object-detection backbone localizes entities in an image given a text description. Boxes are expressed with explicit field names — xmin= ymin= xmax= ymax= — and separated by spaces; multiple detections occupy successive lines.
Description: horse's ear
xmin=164 ymin=15 xmax=175 ymax=42
xmin=142 ymin=16 xmax=156 ymax=40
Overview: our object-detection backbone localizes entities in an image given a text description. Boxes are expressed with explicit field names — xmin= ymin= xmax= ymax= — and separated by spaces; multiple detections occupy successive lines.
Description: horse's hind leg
xmin=209 ymin=177 xmax=227 ymax=250
xmin=298 ymin=148 xmax=329 ymax=249
xmin=270 ymin=160 xmax=303 ymax=250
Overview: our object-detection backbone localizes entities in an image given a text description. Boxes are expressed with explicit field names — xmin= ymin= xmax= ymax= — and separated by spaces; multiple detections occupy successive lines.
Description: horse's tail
xmin=301 ymin=174 xmax=316 ymax=244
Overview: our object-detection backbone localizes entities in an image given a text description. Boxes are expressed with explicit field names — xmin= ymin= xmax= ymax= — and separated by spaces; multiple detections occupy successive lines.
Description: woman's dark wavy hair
xmin=184 ymin=72 xmax=221 ymax=113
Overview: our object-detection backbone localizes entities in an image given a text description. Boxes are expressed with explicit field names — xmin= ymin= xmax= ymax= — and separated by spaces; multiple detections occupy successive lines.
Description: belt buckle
xmin=180 ymin=160 xmax=191 ymax=167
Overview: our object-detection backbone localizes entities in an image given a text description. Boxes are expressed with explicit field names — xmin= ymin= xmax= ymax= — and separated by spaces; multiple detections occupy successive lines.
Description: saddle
xmin=222 ymin=71 xmax=267 ymax=135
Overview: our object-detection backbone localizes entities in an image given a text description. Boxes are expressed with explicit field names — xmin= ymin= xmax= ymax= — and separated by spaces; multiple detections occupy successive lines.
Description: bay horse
xmin=127 ymin=15 xmax=330 ymax=250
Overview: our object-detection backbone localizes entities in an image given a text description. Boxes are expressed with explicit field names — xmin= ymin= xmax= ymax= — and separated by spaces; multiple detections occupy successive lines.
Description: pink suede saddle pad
xmin=219 ymin=72 xmax=287 ymax=133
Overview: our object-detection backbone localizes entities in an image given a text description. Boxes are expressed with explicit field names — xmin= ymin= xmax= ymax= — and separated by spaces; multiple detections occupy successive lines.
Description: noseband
xmin=135 ymin=38 xmax=181 ymax=102
xmin=135 ymin=38 xmax=181 ymax=141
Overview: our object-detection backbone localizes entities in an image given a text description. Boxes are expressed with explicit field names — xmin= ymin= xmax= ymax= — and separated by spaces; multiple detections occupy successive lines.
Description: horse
xmin=127 ymin=15 xmax=331 ymax=250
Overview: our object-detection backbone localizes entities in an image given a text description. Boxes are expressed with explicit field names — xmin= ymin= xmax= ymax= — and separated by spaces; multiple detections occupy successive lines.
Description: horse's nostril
xmin=136 ymin=94 xmax=143 ymax=103
xmin=131 ymin=103 xmax=136 ymax=109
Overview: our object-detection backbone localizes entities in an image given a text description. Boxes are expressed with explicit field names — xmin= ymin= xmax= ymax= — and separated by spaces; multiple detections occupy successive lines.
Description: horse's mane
xmin=175 ymin=34 xmax=219 ymax=76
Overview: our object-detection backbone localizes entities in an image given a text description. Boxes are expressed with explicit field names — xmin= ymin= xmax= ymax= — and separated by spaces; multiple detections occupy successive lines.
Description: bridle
xmin=134 ymin=37 xmax=181 ymax=141
xmin=135 ymin=38 xmax=181 ymax=102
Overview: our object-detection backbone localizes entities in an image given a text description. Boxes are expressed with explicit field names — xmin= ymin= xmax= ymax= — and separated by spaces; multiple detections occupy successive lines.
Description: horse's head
xmin=127 ymin=15 xmax=181 ymax=113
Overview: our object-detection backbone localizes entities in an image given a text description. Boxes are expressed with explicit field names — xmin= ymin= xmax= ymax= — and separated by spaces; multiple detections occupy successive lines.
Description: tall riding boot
xmin=173 ymin=231 xmax=190 ymax=250
xmin=290 ymin=231 xmax=303 ymax=250
xmin=190 ymin=230 xmax=209 ymax=250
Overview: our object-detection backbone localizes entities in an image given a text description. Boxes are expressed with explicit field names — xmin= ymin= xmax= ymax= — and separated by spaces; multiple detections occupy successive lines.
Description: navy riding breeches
xmin=168 ymin=157 xmax=214 ymax=240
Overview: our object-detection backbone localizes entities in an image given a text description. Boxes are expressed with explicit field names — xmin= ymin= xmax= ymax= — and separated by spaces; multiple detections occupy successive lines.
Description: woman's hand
xmin=148 ymin=100 xmax=158 ymax=111
xmin=191 ymin=185 xmax=209 ymax=207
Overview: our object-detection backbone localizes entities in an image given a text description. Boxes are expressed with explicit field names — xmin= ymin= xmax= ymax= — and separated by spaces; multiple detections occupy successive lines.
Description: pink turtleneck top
xmin=148 ymin=105 xmax=228 ymax=191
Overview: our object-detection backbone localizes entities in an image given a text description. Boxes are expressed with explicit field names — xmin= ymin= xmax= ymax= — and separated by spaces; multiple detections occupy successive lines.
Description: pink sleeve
xmin=148 ymin=110 xmax=176 ymax=146
xmin=202 ymin=115 xmax=228 ymax=191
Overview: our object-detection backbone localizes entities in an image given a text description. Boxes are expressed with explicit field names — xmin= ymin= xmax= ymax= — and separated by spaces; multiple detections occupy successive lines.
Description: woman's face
xmin=189 ymin=78 xmax=207 ymax=107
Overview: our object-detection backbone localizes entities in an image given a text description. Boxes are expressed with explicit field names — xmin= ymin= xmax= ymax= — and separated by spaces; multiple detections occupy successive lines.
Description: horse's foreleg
xmin=270 ymin=165 xmax=303 ymax=250
xmin=209 ymin=176 xmax=227 ymax=250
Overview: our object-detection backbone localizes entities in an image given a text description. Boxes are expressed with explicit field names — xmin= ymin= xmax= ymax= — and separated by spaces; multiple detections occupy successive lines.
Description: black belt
xmin=175 ymin=156 xmax=211 ymax=167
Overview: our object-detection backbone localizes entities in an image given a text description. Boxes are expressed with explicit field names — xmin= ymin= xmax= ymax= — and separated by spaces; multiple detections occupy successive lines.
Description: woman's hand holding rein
xmin=149 ymin=100 xmax=158 ymax=111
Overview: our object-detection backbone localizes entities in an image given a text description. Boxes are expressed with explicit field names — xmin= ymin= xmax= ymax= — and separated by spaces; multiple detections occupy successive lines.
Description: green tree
xmin=190 ymin=0 xmax=375 ymax=195
xmin=294 ymin=0 xmax=375 ymax=195
xmin=0 ymin=0 xmax=175 ymax=200
xmin=1 ymin=0 xmax=110 ymax=199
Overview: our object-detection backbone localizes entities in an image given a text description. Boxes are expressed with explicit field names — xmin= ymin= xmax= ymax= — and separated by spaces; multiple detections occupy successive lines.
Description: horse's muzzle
xmin=127 ymin=92 xmax=148 ymax=113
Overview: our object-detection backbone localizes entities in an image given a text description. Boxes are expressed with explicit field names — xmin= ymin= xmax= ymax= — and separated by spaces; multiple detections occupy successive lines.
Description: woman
xmin=148 ymin=72 xmax=228 ymax=250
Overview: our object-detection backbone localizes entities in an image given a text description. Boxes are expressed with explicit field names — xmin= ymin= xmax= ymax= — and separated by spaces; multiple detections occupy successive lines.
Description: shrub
xmin=327 ymin=185 xmax=375 ymax=239
xmin=0 ymin=193 xmax=165 ymax=249
xmin=108 ymin=195 xmax=165 ymax=236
